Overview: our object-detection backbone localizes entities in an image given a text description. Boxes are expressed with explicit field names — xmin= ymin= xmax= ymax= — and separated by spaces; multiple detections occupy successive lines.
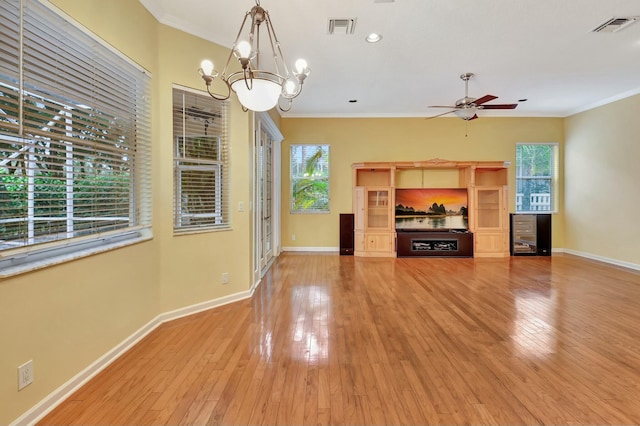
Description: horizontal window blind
xmin=0 ymin=1 xmax=20 ymax=136
xmin=172 ymin=87 xmax=230 ymax=232
xmin=0 ymin=0 xmax=151 ymax=268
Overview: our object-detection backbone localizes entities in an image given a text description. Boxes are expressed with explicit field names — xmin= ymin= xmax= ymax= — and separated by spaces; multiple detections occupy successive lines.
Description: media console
xmin=396 ymin=229 xmax=474 ymax=258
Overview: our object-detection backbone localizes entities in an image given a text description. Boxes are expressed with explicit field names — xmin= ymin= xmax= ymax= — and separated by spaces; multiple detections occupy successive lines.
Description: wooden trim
xmin=352 ymin=158 xmax=509 ymax=170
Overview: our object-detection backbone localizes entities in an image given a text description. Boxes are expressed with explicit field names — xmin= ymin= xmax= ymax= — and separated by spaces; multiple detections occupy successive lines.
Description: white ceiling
xmin=139 ymin=0 xmax=640 ymax=118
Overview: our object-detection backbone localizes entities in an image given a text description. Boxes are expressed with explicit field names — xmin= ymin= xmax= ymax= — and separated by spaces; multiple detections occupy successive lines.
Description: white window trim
xmin=172 ymin=85 xmax=230 ymax=233
xmin=290 ymin=144 xmax=330 ymax=214
xmin=515 ymin=142 xmax=558 ymax=214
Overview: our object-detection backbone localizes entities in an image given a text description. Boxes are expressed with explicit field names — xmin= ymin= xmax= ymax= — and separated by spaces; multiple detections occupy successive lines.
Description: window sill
xmin=0 ymin=230 xmax=152 ymax=279
xmin=173 ymin=226 xmax=232 ymax=236
xmin=290 ymin=210 xmax=331 ymax=215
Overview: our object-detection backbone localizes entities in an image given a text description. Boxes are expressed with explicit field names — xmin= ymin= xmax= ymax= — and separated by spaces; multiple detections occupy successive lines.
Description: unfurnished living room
xmin=2 ymin=0 xmax=640 ymax=425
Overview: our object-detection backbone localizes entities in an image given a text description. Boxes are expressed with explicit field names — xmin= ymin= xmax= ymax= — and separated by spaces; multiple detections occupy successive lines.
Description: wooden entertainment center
xmin=352 ymin=158 xmax=510 ymax=258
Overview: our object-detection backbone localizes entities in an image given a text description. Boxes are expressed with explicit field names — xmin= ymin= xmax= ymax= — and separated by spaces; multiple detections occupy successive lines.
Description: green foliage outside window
xmin=516 ymin=143 xmax=556 ymax=212
xmin=290 ymin=144 xmax=329 ymax=213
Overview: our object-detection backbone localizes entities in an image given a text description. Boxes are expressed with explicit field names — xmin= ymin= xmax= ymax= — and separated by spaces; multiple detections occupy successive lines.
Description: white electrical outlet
xmin=292 ymin=234 xmax=296 ymax=241
xmin=18 ymin=360 xmax=33 ymax=390
xmin=221 ymin=272 xmax=229 ymax=284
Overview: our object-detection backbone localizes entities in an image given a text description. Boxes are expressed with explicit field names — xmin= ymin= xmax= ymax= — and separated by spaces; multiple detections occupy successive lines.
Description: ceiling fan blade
xmin=427 ymin=105 xmax=458 ymax=109
xmin=425 ymin=110 xmax=456 ymax=119
xmin=480 ymin=103 xmax=518 ymax=110
xmin=473 ymin=95 xmax=498 ymax=105
xmin=468 ymin=114 xmax=479 ymax=120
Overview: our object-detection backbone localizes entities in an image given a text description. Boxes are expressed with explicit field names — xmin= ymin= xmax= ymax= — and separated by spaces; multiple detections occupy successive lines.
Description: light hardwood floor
xmin=39 ymin=253 xmax=640 ymax=425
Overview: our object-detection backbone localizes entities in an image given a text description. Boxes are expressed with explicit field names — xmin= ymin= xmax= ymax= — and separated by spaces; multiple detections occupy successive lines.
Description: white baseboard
xmin=251 ymin=278 xmax=261 ymax=294
xmin=281 ymin=246 xmax=339 ymax=252
xmin=11 ymin=290 xmax=253 ymax=426
xmin=562 ymin=248 xmax=640 ymax=271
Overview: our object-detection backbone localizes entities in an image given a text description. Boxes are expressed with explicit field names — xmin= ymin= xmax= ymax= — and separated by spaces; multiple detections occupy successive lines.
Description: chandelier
xmin=198 ymin=0 xmax=310 ymax=112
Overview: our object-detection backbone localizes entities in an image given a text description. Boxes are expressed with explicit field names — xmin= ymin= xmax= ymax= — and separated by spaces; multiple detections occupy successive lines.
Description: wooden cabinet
xmin=354 ymin=186 xmax=395 ymax=257
xmin=353 ymin=166 xmax=396 ymax=257
xmin=510 ymin=213 xmax=552 ymax=256
xmin=472 ymin=186 xmax=509 ymax=257
xmin=352 ymin=159 xmax=511 ymax=258
xmin=356 ymin=231 xmax=394 ymax=254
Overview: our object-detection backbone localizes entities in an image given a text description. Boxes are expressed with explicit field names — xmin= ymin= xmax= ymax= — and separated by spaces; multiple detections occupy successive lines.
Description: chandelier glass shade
xmin=198 ymin=0 xmax=310 ymax=112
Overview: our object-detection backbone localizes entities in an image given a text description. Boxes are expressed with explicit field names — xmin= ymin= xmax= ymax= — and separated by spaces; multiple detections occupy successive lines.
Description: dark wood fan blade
xmin=473 ymin=95 xmax=498 ymax=105
xmin=480 ymin=103 xmax=518 ymax=110
xmin=468 ymin=114 xmax=479 ymax=120
xmin=425 ymin=110 xmax=456 ymax=119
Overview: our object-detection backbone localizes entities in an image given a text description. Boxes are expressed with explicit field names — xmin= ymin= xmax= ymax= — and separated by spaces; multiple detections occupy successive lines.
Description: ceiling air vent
xmin=328 ymin=18 xmax=357 ymax=35
xmin=592 ymin=17 xmax=639 ymax=33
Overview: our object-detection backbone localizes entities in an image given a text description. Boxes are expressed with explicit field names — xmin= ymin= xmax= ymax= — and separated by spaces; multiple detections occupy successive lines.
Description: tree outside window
xmin=0 ymin=0 xmax=151 ymax=262
xmin=290 ymin=144 xmax=329 ymax=213
xmin=515 ymin=143 xmax=557 ymax=212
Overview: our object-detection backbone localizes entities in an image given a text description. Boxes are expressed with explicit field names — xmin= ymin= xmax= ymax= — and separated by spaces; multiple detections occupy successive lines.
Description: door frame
xmin=253 ymin=112 xmax=283 ymax=286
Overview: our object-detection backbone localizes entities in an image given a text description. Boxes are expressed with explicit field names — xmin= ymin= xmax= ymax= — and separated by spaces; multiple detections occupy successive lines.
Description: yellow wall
xmin=0 ymin=1 xmax=253 ymax=423
xmin=2 ymin=1 xmax=638 ymax=423
xmin=154 ymin=24 xmax=253 ymax=311
xmin=280 ymin=117 xmax=565 ymax=249
xmin=564 ymin=94 xmax=640 ymax=265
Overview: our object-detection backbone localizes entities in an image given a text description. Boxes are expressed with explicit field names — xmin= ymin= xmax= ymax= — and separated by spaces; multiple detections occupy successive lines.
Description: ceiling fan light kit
xmin=454 ymin=108 xmax=478 ymax=121
xmin=198 ymin=0 xmax=310 ymax=112
xmin=428 ymin=72 xmax=518 ymax=120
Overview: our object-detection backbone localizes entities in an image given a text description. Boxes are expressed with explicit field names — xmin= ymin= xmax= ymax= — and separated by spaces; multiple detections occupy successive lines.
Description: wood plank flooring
xmin=39 ymin=253 xmax=640 ymax=425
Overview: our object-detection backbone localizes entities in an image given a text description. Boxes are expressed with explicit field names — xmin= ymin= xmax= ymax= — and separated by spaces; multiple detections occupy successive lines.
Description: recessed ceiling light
xmin=365 ymin=33 xmax=382 ymax=43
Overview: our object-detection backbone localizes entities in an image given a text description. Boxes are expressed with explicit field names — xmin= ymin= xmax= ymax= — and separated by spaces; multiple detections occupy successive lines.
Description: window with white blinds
xmin=0 ymin=0 xmax=152 ymax=274
xmin=290 ymin=144 xmax=330 ymax=213
xmin=172 ymin=87 xmax=230 ymax=232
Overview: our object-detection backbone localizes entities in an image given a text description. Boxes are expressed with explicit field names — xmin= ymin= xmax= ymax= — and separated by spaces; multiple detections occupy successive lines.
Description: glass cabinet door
xmin=367 ymin=189 xmax=390 ymax=229
xmin=476 ymin=188 xmax=501 ymax=229
xmin=511 ymin=214 xmax=537 ymax=254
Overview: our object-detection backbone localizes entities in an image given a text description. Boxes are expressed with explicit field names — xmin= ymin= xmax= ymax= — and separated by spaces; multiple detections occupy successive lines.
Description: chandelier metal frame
xmin=198 ymin=0 xmax=310 ymax=112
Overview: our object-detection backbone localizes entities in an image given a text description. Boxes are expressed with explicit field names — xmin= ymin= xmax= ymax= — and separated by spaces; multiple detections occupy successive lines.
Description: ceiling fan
xmin=427 ymin=73 xmax=518 ymax=120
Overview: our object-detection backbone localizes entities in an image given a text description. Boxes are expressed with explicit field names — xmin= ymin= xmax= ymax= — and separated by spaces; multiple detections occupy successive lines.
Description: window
xmin=0 ymin=1 xmax=151 ymax=275
xmin=172 ymin=87 xmax=229 ymax=232
xmin=515 ymin=143 xmax=557 ymax=212
xmin=290 ymin=144 xmax=329 ymax=213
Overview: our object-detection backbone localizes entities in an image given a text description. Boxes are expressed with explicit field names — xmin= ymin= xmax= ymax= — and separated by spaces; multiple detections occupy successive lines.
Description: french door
xmin=254 ymin=113 xmax=282 ymax=279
